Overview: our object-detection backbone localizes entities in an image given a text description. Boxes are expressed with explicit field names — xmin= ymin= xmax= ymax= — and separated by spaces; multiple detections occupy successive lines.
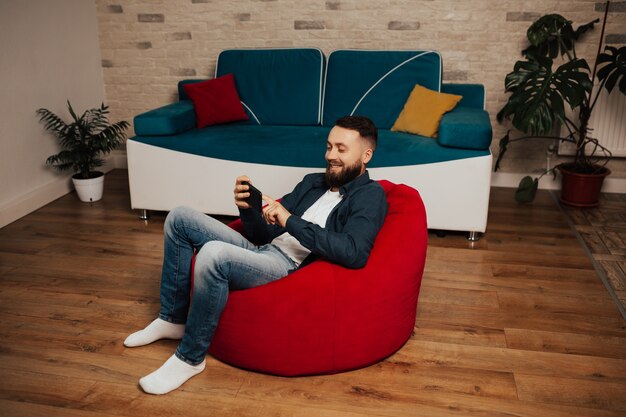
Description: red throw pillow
xmin=182 ymin=73 xmax=248 ymax=128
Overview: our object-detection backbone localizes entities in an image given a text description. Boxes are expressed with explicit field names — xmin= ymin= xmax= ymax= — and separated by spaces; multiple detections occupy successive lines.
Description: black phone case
xmin=243 ymin=182 xmax=262 ymax=212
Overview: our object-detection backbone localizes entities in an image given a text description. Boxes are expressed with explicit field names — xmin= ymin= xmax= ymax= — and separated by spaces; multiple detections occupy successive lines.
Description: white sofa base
xmin=127 ymin=139 xmax=492 ymax=234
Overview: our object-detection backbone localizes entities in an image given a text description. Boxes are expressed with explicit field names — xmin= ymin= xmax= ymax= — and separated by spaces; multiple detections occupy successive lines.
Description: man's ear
xmin=362 ymin=148 xmax=373 ymax=165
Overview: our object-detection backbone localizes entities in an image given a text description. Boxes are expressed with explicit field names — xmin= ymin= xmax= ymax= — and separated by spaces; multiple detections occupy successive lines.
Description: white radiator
xmin=559 ymin=86 xmax=626 ymax=157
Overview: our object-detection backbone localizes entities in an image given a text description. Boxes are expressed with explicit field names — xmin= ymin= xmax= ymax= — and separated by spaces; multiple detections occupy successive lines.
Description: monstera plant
xmin=495 ymin=2 xmax=625 ymax=206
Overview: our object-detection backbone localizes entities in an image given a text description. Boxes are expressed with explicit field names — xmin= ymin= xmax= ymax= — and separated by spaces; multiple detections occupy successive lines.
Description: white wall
xmin=0 ymin=0 xmax=105 ymax=228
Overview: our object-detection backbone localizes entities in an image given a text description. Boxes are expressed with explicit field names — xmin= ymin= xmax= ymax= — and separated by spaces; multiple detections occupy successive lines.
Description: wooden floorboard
xmin=0 ymin=169 xmax=625 ymax=416
xmin=561 ymin=192 xmax=626 ymax=314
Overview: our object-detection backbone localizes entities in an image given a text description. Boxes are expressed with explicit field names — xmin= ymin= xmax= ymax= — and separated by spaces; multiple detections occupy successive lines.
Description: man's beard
xmin=325 ymin=160 xmax=363 ymax=189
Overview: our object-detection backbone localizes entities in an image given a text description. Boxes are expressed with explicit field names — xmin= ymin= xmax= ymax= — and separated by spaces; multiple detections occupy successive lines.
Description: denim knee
xmin=165 ymin=206 xmax=194 ymax=234
xmin=194 ymin=241 xmax=230 ymax=288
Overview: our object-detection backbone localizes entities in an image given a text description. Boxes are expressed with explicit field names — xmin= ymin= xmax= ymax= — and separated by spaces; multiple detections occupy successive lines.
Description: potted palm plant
xmin=37 ymin=101 xmax=129 ymax=202
xmin=495 ymin=1 xmax=625 ymax=207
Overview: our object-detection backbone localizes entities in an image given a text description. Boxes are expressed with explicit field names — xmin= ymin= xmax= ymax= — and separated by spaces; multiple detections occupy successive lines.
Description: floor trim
xmin=492 ymin=171 xmax=626 ymax=194
xmin=0 ymin=151 xmax=127 ymax=229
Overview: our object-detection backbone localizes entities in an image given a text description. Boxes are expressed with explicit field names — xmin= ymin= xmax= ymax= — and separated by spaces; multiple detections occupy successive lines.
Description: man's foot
xmin=139 ymin=354 xmax=206 ymax=395
xmin=124 ymin=318 xmax=185 ymax=347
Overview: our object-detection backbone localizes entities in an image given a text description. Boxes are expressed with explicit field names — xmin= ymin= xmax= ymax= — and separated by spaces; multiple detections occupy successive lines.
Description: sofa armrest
xmin=438 ymin=108 xmax=492 ymax=150
xmin=133 ymin=101 xmax=196 ymax=136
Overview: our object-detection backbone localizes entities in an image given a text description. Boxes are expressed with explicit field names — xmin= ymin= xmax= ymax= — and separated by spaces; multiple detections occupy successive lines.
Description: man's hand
xmin=234 ymin=175 xmax=252 ymax=209
xmin=262 ymin=195 xmax=291 ymax=227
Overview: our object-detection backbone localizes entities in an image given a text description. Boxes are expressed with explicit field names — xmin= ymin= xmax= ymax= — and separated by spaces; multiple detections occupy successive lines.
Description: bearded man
xmin=124 ymin=115 xmax=388 ymax=394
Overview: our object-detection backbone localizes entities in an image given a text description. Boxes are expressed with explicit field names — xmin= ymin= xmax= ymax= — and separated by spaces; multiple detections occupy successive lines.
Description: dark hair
xmin=334 ymin=115 xmax=378 ymax=150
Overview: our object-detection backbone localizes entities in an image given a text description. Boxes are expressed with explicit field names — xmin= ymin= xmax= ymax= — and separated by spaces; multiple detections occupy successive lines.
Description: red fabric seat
xmin=200 ymin=180 xmax=427 ymax=376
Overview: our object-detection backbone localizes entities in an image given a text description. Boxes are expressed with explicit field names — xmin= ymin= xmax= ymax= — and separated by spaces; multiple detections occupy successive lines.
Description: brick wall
xmin=96 ymin=0 xmax=625 ymax=176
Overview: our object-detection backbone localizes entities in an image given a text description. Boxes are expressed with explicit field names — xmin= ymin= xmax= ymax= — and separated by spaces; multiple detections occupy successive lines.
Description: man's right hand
xmin=234 ymin=175 xmax=252 ymax=209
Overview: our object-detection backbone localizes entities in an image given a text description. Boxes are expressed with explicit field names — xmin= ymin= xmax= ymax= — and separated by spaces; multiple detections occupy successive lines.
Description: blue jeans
xmin=159 ymin=206 xmax=297 ymax=365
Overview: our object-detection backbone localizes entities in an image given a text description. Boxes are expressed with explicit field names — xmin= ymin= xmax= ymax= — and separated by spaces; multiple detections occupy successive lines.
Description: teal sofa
xmin=127 ymin=48 xmax=493 ymax=238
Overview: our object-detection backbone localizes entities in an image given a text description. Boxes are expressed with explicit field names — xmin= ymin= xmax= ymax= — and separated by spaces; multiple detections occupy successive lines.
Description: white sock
xmin=139 ymin=354 xmax=206 ymax=395
xmin=124 ymin=318 xmax=185 ymax=347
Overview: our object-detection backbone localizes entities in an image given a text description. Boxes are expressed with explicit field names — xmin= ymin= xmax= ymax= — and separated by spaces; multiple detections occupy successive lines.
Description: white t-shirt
xmin=271 ymin=190 xmax=343 ymax=266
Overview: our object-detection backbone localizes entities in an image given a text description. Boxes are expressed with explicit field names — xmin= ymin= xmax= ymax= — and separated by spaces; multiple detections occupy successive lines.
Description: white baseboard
xmin=0 ymin=174 xmax=73 ymax=229
xmin=110 ymin=149 xmax=128 ymax=169
xmin=0 ymin=151 xmax=128 ymax=229
xmin=491 ymin=171 xmax=626 ymax=194
xmin=491 ymin=172 xmax=561 ymax=190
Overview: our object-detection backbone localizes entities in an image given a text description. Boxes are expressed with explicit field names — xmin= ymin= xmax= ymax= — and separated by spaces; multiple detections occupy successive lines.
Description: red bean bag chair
xmin=199 ymin=180 xmax=427 ymax=376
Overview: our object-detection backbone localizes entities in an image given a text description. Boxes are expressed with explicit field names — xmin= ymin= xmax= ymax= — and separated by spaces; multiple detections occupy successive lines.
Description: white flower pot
xmin=72 ymin=172 xmax=104 ymax=202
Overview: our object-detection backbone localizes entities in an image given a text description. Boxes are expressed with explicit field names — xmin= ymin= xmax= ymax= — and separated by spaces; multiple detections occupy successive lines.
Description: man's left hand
xmin=262 ymin=195 xmax=291 ymax=227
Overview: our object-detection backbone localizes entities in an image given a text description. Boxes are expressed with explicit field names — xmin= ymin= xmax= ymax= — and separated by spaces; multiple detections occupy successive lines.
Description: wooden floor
xmin=0 ymin=169 xmax=625 ymax=417
xmin=561 ymin=193 xmax=626 ymax=316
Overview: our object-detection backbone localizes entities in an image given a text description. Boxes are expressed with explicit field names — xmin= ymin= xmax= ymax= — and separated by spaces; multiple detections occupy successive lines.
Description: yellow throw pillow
xmin=391 ymin=84 xmax=462 ymax=137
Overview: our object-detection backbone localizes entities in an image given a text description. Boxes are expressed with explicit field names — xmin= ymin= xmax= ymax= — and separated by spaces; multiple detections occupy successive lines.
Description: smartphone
xmin=242 ymin=181 xmax=262 ymax=212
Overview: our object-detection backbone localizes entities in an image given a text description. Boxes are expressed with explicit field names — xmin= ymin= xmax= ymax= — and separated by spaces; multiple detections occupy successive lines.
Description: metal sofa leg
xmin=467 ymin=231 xmax=481 ymax=241
xmin=138 ymin=209 xmax=151 ymax=220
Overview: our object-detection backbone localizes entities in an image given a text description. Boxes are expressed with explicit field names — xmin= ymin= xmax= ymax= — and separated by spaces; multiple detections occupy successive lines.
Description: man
xmin=124 ymin=115 xmax=388 ymax=395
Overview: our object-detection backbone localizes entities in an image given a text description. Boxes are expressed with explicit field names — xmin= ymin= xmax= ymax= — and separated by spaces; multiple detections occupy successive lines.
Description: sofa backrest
xmin=214 ymin=48 xmax=324 ymax=126
xmin=441 ymin=83 xmax=485 ymax=109
xmin=322 ymin=50 xmax=442 ymax=129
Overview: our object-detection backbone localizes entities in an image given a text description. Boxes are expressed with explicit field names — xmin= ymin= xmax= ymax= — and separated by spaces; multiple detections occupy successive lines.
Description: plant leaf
xmin=527 ymin=14 xmax=569 ymax=47
xmin=515 ymin=176 xmax=539 ymax=203
xmin=596 ymin=46 xmax=626 ymax=95
xmin=38 ymin=100 xmax=129 ymax=176
xmin=572 ymin=18 xmax=598 ymax=40
xmin=524 ymin=14 xmax=598 ymax=59
xmin=494 ymin=131 xmax=510 ymax=172
xmin=498 ymin=57 xmax=591 ymax=135
xmin=67 ymin=100 xmax=79 ymax=123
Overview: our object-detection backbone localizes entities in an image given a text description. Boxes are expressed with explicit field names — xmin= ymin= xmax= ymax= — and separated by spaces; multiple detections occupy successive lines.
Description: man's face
xmin=325 ymin=126 xmax=373 ymax=190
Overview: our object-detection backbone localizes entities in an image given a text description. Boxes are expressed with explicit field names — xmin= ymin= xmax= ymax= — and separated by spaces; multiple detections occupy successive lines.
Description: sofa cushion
xmin=133 ymin=101 xmax=196 ymax=136
xmin=438 ymin=108 xmax=493 ymax=150
xmin=391 ymin=84 xmax=462 ymax=137
xmin=131 ymin=125 xmax=490 ymax=168
xmin=215 ymin=48 xmax=325 ymax=126
xmin=322 ymin=50 xmax=442 ymax=129
xmin=182 ymin=74 xmax=248 ymax=128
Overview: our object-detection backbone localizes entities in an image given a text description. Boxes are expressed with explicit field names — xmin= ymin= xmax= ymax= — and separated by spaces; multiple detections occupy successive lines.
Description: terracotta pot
xmin=558 ymin=164 xmax=610 ymax=208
